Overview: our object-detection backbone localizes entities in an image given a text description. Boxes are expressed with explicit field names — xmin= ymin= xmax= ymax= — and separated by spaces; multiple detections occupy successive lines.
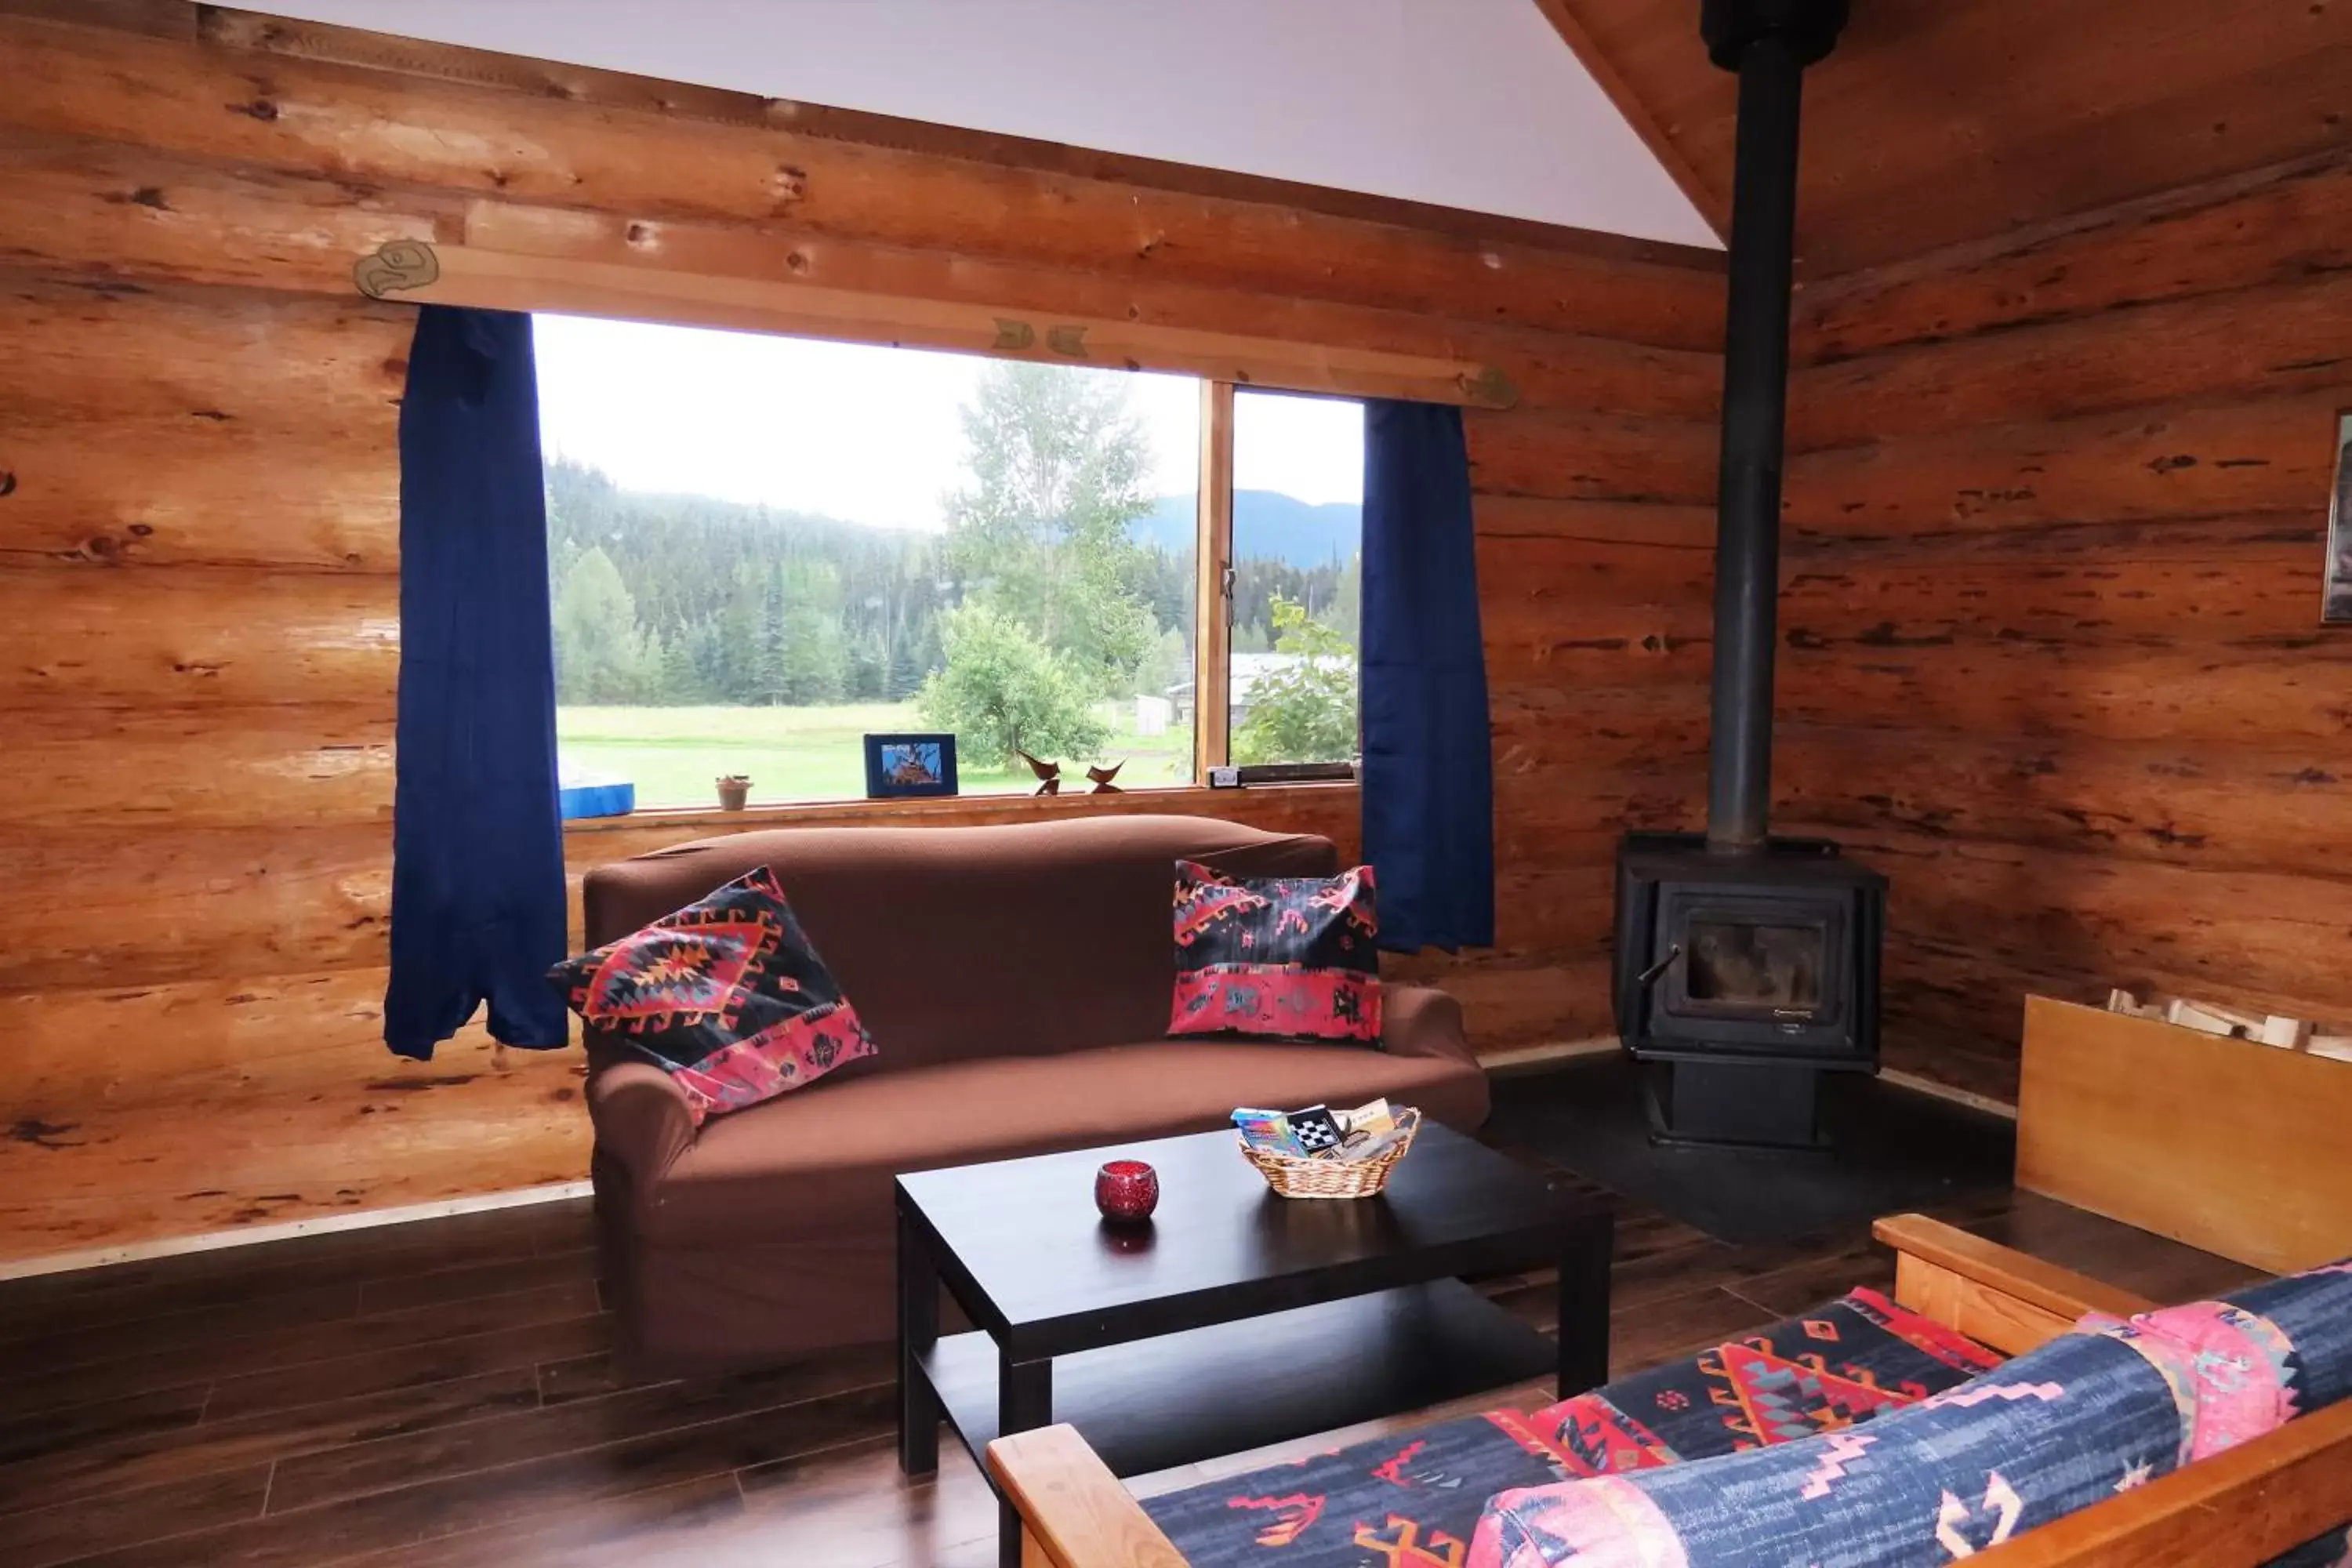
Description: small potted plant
xmin=715 ymin=774 xmax=752 ymax=811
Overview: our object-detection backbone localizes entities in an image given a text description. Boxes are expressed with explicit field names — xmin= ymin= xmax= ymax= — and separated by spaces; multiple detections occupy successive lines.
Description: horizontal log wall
xmin=0 ymin=5 xmax=1725 ymax=1262
xmin=1779 ymin=150 xmax=2352 ymax=1103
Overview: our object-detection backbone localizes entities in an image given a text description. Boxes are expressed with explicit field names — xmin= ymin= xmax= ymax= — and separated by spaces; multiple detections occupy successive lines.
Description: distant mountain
xmin=1134 ymin=492 xmax=1361 ymax=568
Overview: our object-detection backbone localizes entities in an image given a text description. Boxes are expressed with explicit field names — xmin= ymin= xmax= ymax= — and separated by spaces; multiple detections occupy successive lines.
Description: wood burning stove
xmin=1615 ymin=833 xmax=1884 ymax=1149
xmin=1611 ymin=0 xmax=1882 ymax=1150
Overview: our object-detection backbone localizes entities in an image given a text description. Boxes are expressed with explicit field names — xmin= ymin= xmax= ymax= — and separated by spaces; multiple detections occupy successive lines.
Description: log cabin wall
xmin=0 ymin=3 xmax=1726 ymax=1264
xmin=1773 ymin=151 xmax=2352 ymax=1105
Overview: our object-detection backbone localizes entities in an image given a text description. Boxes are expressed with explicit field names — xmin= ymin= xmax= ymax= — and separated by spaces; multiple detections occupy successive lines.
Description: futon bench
xmin=986 ymin=996 xmax=2352 ymax=1566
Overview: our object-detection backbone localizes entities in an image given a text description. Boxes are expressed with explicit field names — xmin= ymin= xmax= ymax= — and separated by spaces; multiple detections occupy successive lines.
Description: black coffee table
xmin=894 ymin=1120 xmax=1613 ymax=1566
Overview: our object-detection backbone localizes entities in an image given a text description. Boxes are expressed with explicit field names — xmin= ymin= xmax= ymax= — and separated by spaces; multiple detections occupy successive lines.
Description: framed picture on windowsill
xmin=863 ymin=733 xmax=958 ymax=799
xmin=2325 ymin=409 xmax=2352 ymax=625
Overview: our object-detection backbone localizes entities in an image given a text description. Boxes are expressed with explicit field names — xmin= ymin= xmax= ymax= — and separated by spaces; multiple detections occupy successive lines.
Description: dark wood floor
xmin=0 ymin=1096 xmax=2261 ymax=1568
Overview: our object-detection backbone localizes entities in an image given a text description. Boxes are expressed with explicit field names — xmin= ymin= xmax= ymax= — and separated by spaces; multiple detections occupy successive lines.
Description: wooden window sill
xmin=560 ymin=780 xmax=1358 ymax=836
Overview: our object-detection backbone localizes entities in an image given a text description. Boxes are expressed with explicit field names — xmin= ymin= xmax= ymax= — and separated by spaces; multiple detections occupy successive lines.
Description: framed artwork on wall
xmin=2326 ymin=410 xmax=2352 ymax=625
xmin=863 ymin=733 xmax=958 ymax=799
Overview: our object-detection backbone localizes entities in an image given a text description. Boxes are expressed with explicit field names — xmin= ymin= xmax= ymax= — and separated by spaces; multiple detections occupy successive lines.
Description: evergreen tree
xmin=1328 ymin=551 xmax=1363 ymax=648
xmin=1136 ymin=623 xmax=1189 ymax=699
xmin=538 ymin=448 xmax=1193 ymax=716
xmin=884 ymin=616 xmax=929 ymax=700
xmin=775 ymin=561 xmax=848 ymax=704
xmin=655 ymin=633 xmax=702 ymax=704
xmin=550 ymin=546 xmax=656 ymax=702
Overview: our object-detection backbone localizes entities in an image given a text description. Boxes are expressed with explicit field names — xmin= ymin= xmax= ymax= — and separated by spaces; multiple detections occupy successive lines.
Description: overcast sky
xmin=532 ymin=314 xmax=1365 ymax=531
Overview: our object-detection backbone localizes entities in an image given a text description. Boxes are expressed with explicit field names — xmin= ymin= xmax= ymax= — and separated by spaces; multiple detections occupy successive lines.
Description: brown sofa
xmin=582 ymin=813 xmax=1490 ymax=1374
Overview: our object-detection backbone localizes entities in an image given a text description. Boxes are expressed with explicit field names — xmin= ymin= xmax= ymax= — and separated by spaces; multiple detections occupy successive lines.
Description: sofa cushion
xmin=581 ymin=815 xmax=1340 ymax=1077
xmin=1170 ymin=859 xmax=1381 ymax=1042
xmin=1527 ymin=1285 xmax=2002 ymax=1474
xmin=631 ymin=1012 xmax=1486 ymax=1248
xmin=1142 ymin=1289 xmax=1999 ymax=1568
xmin=1147 ymin=1410 xmax=1570 ymax=1568
xmin=548 ymin=867 xmax=876 ymax=1124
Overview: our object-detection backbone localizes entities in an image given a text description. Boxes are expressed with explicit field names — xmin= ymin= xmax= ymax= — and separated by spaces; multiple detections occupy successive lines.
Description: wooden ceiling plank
xmin=1521 ymin=0 xmax=2352 ymax=278
xmin=1791 ymin=3 xmax=2352 ymax=265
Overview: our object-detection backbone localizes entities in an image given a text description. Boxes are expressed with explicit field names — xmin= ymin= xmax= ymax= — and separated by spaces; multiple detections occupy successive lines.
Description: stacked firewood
xmin=2106 ymin=990 xmax=2352 ymax=1063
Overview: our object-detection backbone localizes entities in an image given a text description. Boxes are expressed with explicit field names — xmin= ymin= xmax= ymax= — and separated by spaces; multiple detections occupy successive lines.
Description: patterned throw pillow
xmin=548 ymin=867 xmax=876 ymax=1123
xmin=1169 ymin=859 xmax=1381 ymax=1043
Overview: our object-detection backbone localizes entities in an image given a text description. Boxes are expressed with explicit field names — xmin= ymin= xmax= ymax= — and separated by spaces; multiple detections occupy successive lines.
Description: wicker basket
xmin=1240 ymin=1109 xmax=1422 ymax=1199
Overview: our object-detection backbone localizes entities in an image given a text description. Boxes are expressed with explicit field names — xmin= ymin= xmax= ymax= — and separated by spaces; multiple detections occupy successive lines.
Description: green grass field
xmin=558 ymin=702 xmax=1192 ymax=809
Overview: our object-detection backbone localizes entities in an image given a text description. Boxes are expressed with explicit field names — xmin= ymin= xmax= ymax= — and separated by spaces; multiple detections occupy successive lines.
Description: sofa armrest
xmin=988 ymin=1425 xmax=1189 ymax=1568
xmin=1381 ymin=983 xmax=1469 ymax=1062
xmin=1872 ymin=1214 xmax=2154 ymax=1356
xmin=586 ymin=1059 xmax=695 ymax=1189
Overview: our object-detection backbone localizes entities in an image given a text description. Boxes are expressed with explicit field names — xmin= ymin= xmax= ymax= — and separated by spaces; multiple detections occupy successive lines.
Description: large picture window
xmin=535 ymin=314 xmax=1359 ymax=811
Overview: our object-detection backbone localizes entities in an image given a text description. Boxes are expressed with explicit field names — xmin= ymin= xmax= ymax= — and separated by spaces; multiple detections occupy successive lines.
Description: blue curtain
xmin=384 ymin=307 xmax=569 ymax=1059
xmin=1360 ymin=400 xmax=1495 ymax=953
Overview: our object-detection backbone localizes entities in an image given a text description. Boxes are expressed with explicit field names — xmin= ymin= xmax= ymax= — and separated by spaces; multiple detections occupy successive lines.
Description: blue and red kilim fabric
xmin=1142 ymin=1288 xmax=1993 ymax=1567
xmin=546 ymin=867 xmax=876 ymax=1123
xmin=1474 ymin=1257 xmax=2352 ymax=1568
xmin=1169 ymin=859 xmax=1381 ymax=1043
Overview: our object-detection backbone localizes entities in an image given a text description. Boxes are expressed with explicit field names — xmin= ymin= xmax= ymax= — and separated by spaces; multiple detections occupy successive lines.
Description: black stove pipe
xmin=1700 ymin=0 xmax=1846 ymax=853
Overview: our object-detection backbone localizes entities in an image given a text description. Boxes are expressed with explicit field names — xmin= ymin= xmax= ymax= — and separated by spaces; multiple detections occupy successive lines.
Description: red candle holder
xmin=1094 ymin=1159 xmax=1159 ymax=1222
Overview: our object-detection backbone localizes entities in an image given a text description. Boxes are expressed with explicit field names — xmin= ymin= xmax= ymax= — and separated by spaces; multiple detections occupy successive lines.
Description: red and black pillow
xmin=548 ymin=867 xmax=876 ymax=1123
xmin=1169 ymin=859 xmax=1381 ymax=1043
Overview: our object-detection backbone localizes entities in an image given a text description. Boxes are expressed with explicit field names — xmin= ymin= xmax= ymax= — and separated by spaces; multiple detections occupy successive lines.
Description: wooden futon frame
xmin=987 ymin=998 xmax=2352 ymax=1566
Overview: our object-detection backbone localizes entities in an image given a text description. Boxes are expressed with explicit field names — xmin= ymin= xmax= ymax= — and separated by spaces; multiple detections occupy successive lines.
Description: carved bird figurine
xmin=1018 ymin=750 xmax=1062 ymax=796
xmin=1087 ymin=760 xmax=1125 ymax=794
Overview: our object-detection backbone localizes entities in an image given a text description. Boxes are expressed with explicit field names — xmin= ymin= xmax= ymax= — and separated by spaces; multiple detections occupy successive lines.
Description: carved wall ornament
xmin=1461 ymin=364 xmax=1521 ymax=410
xmin=352 ymin=240 xmax=442 ymax=299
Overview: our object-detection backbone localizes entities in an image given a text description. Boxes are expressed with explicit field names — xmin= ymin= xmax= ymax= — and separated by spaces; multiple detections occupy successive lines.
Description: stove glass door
xmin=1684 ymin=918 xmax=1825 ymax=1010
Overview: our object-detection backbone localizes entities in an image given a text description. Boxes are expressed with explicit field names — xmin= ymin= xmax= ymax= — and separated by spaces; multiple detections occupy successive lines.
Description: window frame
xmin=1193 ymin=379 xmax=1237 ymax=781
xmin=1205 ymin=383 xmax=1367 ymax=785
xmin=537 ymin=334 xmax=1357 ymax=815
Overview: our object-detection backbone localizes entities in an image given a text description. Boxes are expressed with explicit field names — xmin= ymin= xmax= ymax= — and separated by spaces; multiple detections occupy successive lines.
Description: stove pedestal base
xmin=1644 ymin=1060 xmax=1831 ymax=1153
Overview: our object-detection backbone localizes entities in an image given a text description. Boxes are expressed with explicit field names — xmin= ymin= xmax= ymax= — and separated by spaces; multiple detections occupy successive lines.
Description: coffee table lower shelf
xmin=916 ymin=1278 xmax=1557 ymax=1481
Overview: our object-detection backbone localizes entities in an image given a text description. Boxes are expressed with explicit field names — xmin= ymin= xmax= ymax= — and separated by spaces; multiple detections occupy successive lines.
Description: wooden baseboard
xmin=0 ymin=1179 xmax=593 ymax=1283
xmin=1477 ymin=1043 xmax=2023 ymax=1127
xmin=1882 ymin=1067 xmax=2019 ymax=1120
xmin=1481 ymin=1035 xmax=1621 ymax=1076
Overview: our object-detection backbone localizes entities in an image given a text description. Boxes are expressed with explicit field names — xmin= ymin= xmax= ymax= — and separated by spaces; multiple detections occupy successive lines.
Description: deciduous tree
xmin=917 ymin=604 xmax=1110 ymax=770
xmin=1230 ymin=597 xmax=1359 ymax=766
xmin=943 ymin=364 xmax=1156 ymax=695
